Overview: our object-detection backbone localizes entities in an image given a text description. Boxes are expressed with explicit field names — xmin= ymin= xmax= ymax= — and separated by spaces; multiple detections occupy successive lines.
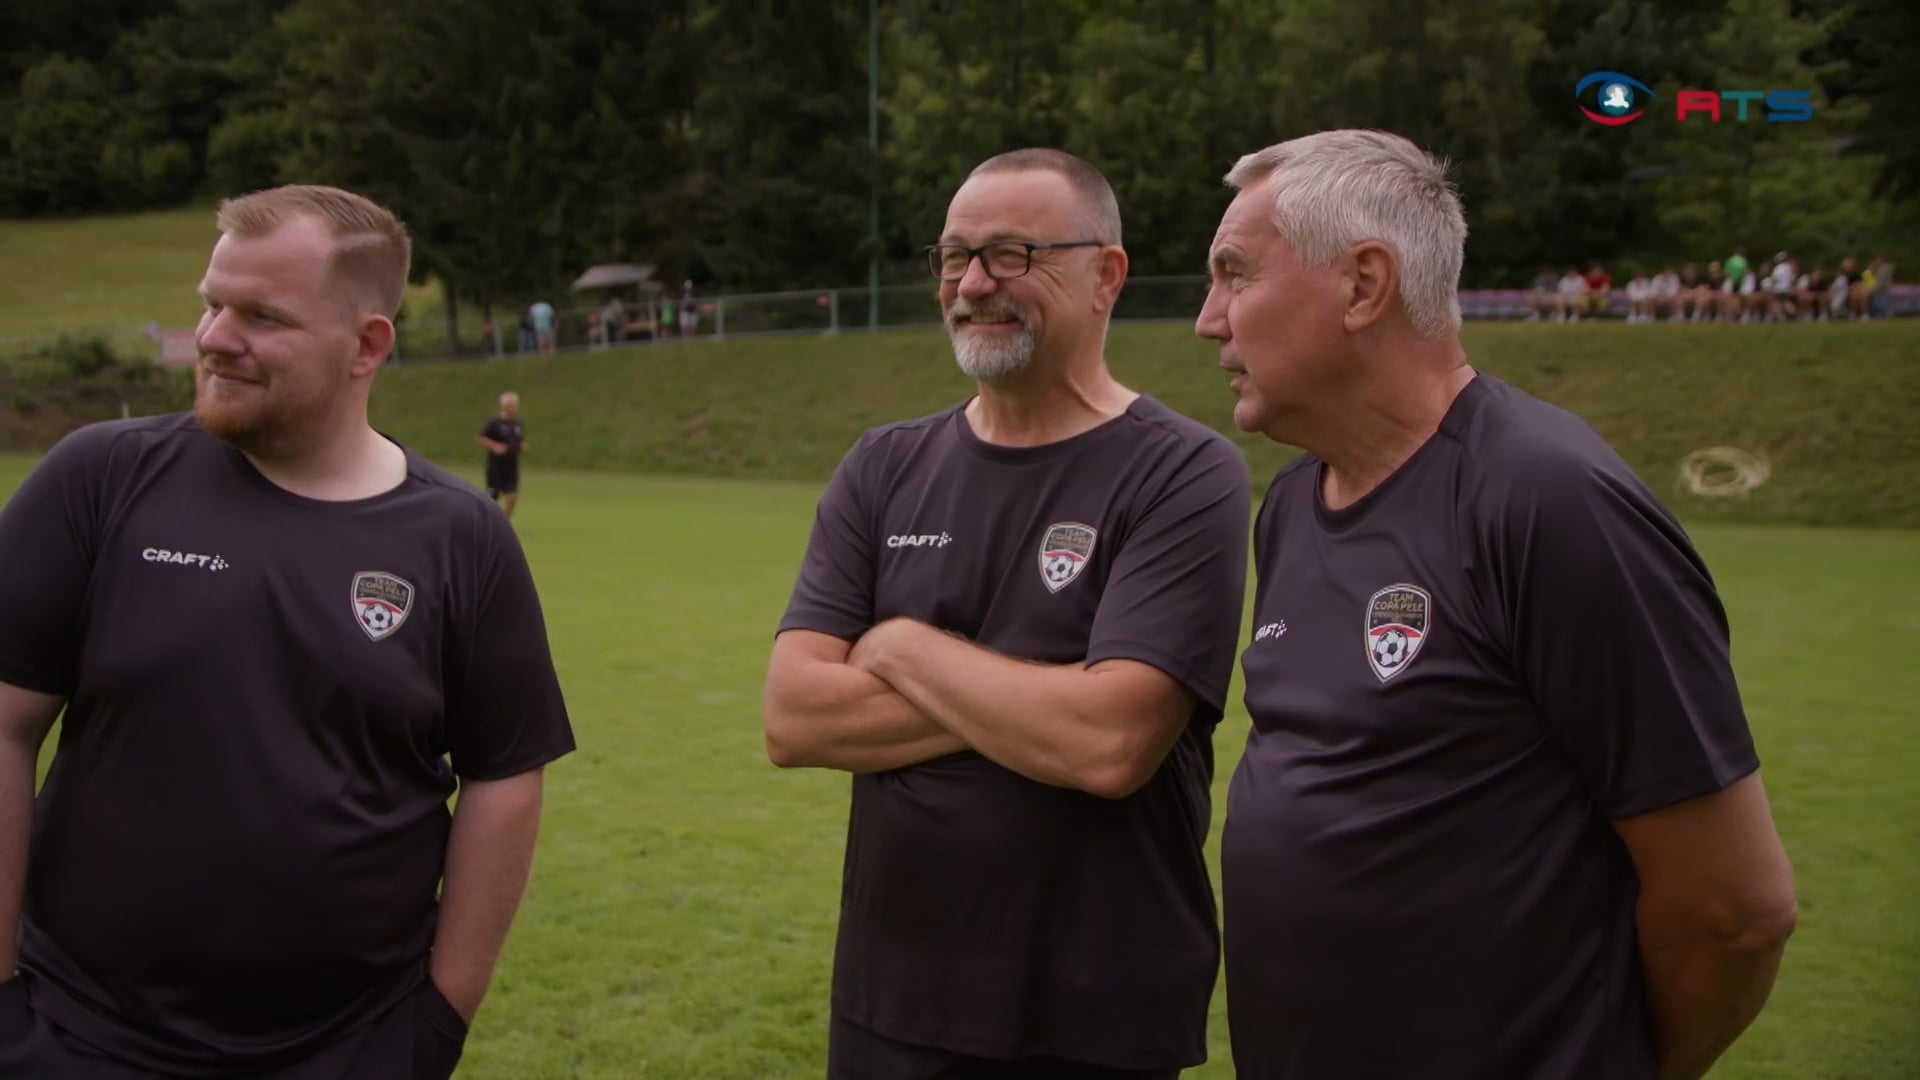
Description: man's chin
xmin=1231 ymin=397 xmax=1269 ymax=435
xmin=948 ymin=326 xmax=1035 ymax=381
xmin=194 ymin=398 xmax=271 ymax=449
xmin=951 ymin=348 xmax=1032 ymax=382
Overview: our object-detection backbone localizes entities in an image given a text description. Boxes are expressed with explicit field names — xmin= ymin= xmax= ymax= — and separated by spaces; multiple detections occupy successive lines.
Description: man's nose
xmin=197 ymin=308 xmax=244 ymax=357
xmin=956 ymin=255 xmax=999 ymax=301
xmin=1195 ymin=284 xmax=1229 ymax=341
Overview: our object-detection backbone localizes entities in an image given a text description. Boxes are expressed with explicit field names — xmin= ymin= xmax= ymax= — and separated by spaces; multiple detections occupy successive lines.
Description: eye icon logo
xmin=1576 ymin=71 xmax=1658 ymax=126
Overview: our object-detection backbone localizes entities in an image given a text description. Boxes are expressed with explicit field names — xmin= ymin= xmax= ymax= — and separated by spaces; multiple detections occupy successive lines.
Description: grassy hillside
xmin=0 ymin=206 xmax=444 ymax=341
xmin=370 ymin=320 xmax=1920 ymax=529
xmin=0 ymin=206 xmax=222 ymax=337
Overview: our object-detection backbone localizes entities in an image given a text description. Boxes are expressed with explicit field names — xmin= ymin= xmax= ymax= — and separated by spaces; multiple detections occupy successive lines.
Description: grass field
xmin=364 ymin=320 xmax=1920 ymax=529
xmin=0 ymin=206 xmax=220 ymax=338
xmin=1 ymin=454 xmax=1915 ymax=1079
xmin=0 ymin=206 xmax=444 ymax=341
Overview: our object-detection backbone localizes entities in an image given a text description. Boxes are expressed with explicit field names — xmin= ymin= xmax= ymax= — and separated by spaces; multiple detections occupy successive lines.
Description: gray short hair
xmin=969 ymin=148 xmax=1123 ymax=246
xmin=1225 ymin=130 xmax=1466 ymax=338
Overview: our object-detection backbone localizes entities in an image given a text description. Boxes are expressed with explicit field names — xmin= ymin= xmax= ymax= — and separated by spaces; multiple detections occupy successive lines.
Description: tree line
xmin=3 ymin=0 xmax=1915 ymax=335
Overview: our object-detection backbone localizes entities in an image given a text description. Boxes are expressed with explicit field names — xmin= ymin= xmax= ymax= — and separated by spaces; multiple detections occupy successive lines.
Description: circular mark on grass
xmin=1681 ymin=446 xmax=1770 ymax=498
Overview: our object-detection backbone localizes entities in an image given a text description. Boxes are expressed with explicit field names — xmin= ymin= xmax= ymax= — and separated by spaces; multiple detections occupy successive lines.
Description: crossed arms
xmin=762 ymin=621 xmax=1195 ymax=799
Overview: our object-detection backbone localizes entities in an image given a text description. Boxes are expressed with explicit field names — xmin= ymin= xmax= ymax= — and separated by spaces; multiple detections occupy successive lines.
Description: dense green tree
xmin=0 ymin=0 xmax=1910 ymax=301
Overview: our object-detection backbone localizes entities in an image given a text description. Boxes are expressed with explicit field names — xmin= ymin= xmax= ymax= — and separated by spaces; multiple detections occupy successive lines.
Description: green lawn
xmin=0 ymin=457 xmax=1915 ymax=1079
xmin=0 ymin=207 xmax=220 ymax=338
xmin=0 ymin=206 xmax=444 ymax=341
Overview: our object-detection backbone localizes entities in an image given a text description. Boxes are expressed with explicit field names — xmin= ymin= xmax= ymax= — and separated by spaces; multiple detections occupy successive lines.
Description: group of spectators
xmin=1530 ymin=248 xmax=1896 ymax=323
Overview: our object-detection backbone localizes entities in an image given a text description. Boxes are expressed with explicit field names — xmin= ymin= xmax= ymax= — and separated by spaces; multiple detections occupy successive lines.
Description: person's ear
xmin=353 ymin=314 xmax=395 ymax=376
xmin=1092 ymin=245 xmax=1130 ymax=314
xmin=1343 ymin=241 xmax=1397 ymax=332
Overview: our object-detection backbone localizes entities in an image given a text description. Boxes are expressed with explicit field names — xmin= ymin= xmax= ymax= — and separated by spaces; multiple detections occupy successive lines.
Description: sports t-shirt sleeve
xmin=1085 ymin=435 xmax=1252 ymax=722
xmin=443 ymin=509 xmax=575 ymax=779
xmin=1493 ymin=453 xmax=1758 ymax=819
xmin=0 ymin=424 xmax=114 ymax=696
xmin=776 ymin=432 xmax=879 ymax=643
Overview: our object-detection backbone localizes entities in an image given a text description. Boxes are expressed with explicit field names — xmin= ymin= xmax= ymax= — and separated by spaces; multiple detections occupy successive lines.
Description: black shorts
xmin=827 ymin=1014 xmax=1179 ymax=1080
xmin=485 ymin=463 xmax=519 ymax=498
xmin=0 ymin=973 xmax=468 ymax=1080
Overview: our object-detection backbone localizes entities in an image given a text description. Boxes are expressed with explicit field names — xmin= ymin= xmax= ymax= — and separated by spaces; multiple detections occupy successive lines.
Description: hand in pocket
xmin=413 ymin=979 xmax=469 ymax=1079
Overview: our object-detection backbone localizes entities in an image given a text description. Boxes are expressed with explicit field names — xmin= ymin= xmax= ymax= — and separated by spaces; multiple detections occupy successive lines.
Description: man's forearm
xmin=0 ymin=745 xmax=35 ymax=976
xmin=1639 ymin=906 xmax=1790 ymax=1080
xmin=430 ymin=770 xmax=546 ymax=1022
xmin=856 ymin=620 xmax=1180 ymax=797
xmin=764 ymin=657 xmax=968 ymax=772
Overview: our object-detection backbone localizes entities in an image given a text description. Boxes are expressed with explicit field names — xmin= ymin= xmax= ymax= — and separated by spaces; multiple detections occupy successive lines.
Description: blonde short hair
xmin=1225 ymin=130 xmax=1466 ymax=338
xmin=216 ymin=184 xmax=412 ymax=318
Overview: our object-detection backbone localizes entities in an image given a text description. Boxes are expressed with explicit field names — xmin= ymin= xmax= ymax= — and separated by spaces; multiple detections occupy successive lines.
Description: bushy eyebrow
xmin=1208 ymin=247 xmax=1247 ymax=275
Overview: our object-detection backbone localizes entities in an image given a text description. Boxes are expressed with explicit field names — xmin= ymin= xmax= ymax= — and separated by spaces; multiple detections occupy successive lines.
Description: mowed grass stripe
xmin=1 ymin=458 xmax=1915 ymax=1078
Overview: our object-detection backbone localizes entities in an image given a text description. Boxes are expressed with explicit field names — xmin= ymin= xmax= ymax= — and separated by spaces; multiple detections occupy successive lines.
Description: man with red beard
xmin=1196 ymin=129 xmax=1796 ymax=1080
xmin=0 ymin=185 xmax=574 ymax=1078
xmin=763 ymin=148 xmax=1251 ymax=1078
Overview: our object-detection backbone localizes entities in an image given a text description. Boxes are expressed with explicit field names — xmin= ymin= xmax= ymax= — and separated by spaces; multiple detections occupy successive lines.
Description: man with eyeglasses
xmin=763 ymin=148 xmax=1251 ymax=1078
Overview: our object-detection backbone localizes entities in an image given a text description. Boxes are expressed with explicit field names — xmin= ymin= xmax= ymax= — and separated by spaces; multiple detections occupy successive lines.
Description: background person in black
xmin=764 ymin=149 xmax=1250 ymax=1078
xmin=477 ymin=391 xmax=526 ymax=518
xmin=1196 ymin=129 xmax=1798 ymax=1080
xmin=0 ymin=185 xmax=575 ymax=1079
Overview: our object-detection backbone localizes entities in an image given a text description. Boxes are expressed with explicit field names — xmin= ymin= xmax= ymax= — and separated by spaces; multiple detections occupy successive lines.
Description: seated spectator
xmin=1527 ymin=265 xmax=1559 ymax=321
xmin=1625 ymin=272 xmax=1654 ymax=323
xmin=1832 ymin=258 xmax=1857 ymax=319
xmin=1768 ymin=253 xmax=1798 ymax=320
xmin=1851 ymin=257 xmax=1877 ymax=320
xmin=1650 ymin=265 xmax=1682 ymax=321
xmin=1795 ymin=265 xmax=1830 ymax=321
xmin=1581 ymin=261 xmax=1613 ymax=317
xmin=1704 ymin=260 xmax=1736 ymax=321
xmin=1556 ymin=266 xmax=1589 ymax=322
xmin=1674 ymin=262 xmax=1704 ymax=321
xmin=1736 ymin=261 xmax=1769 ymax=323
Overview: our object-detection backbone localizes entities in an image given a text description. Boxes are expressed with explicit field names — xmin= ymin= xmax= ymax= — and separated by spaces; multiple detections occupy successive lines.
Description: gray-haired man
xmin=1198 ymin=129 xmax=1797 ymax=1080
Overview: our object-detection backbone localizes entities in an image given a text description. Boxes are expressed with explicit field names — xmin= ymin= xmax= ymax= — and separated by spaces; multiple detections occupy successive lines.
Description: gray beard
xmin=948 ymin=318 xmax=1035 ymax=380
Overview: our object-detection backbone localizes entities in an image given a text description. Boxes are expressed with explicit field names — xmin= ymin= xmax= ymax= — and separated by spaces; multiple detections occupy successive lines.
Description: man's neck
xmin=247 ymin=422 xmax=408 ymax=502
xmin=1298 ymin=346 xmax=1476 ymax=512
xmin=966 ymin=350 xmax=1137 ymax=448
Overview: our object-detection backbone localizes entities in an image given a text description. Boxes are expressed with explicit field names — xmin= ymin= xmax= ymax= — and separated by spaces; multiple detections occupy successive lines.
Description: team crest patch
xmin=1365 ymin=584 xmax=1430 ymax=682
xmin=351 ymin=571 xmax=415 ymax=642
xmin=1038 ymin=522 xmax=1098 ymax=594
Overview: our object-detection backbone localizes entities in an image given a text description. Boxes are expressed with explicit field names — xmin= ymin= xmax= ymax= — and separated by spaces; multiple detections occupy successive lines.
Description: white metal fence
xmin=397 ymin=275 xmax=1213 ymax=364
xmin=6 ymin=274 xmax=1914 ymax=370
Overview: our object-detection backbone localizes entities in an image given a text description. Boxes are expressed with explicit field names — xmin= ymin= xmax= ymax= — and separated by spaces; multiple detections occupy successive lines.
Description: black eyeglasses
xmin=926 ymin=240 xmax=1106 ymax=281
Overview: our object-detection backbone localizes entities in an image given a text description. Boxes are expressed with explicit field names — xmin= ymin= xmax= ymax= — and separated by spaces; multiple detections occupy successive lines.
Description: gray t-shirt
xmin=777 ymin=394 xmax=1251 ymax=1069
xmin=1225 ymin=374 xmax=1759 ymax=1079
